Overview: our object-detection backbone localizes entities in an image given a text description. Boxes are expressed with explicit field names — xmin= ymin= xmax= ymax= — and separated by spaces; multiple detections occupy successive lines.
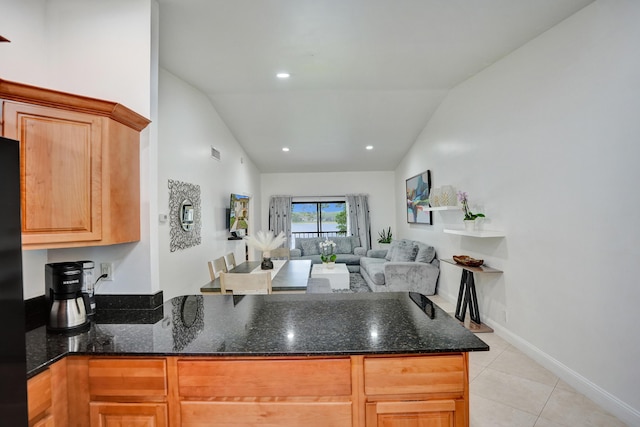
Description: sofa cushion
xmin=301 ymin=239 xmax=320 ymax=256
xmin=354 ymin=247 xmax=367 ymax=256
xmin=350 ymin=236 xmax=361 ymax=251
xmin=390 ymin=239 xmax=418 ymax=262
xmin=414 ymin=241 xmax=436 ymax=264
xmin=360 ymin=257 xmax=386 ymax=286
xmin=335 ymin=254 xmax=362 ymax=265
xmin=335 ymin=237 xmax=352 ymax=254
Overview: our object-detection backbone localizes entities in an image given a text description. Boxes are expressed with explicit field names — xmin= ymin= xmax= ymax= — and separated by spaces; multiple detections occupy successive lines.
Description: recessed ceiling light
xmin=366 ymin=145 xmax=374 ymax=150
xmin=276 ymin=72 xmax=290 ymax=79
xmin=282 ymin=147 xmax=290 ymax=152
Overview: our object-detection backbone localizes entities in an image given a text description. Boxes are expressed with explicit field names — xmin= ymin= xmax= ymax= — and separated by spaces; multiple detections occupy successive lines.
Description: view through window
xmin=291 ymin=202 xmax=346 ymax=247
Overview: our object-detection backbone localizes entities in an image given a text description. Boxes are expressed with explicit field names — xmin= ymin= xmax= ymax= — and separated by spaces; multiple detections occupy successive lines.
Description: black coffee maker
xmin=46 ymin=262 xmax=89 ymax=332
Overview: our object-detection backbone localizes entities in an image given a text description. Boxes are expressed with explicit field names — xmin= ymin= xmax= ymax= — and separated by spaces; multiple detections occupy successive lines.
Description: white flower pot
xmin=378 ymin=242 xmax=391 ymax=250
xmin=464 ymin=220 xmax=476 ymax=231
xmin=323 ymin=261 xmax=336 ymax=269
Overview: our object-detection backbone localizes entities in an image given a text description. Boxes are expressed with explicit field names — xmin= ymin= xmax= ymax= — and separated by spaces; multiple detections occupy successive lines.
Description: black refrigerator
xmin=0 ymin=136 xmax=28 ymax=425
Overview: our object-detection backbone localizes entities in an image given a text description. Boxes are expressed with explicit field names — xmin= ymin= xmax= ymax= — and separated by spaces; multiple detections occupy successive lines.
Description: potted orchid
xmin=457 ymin=191 xmax=485 ymax=231
xmin=244 ymin=230 xmax=286 ymax=269
xmin=319 ymin=239 xmax=337 ymax=268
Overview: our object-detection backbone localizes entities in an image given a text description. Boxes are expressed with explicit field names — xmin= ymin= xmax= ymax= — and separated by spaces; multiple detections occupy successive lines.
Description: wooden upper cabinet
xmin=4 ymin=102 xmax=103 ymax=245
xmin=0 ymin=78 xmax=150 ymax=249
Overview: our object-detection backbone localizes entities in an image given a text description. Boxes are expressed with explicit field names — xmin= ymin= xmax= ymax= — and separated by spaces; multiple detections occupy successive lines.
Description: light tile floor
xmin=429 ymin=295 xmax=627 ymax=427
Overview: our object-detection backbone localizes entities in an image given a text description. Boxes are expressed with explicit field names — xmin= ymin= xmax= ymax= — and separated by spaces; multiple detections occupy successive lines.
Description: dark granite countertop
xmin=26 ymin=292 xmax=489 ymax=378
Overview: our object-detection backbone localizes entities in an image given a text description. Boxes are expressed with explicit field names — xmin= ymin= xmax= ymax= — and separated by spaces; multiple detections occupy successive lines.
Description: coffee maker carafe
xmin=46 ymin=262 xmax=89 ymax=332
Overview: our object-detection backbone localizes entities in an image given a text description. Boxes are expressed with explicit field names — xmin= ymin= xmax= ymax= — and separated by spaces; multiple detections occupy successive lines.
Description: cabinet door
xmin=2 ymin=101 xmax=103 ymax=245
xmin=28 ymin=369 xmax=52 ymax=425
xmin=90 ymin=402 xmax=167 ymax=427
xmin=366 ymin=400 xmax=456 ymax=427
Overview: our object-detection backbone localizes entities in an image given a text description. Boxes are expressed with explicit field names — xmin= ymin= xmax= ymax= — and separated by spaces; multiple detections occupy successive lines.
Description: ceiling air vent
xmin=211 ymin=146 xmax=221 ymax=161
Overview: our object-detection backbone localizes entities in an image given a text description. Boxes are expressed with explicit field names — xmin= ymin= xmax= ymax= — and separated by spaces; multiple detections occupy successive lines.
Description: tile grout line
xmin=534 ymin=378 xmax=566 ymax=427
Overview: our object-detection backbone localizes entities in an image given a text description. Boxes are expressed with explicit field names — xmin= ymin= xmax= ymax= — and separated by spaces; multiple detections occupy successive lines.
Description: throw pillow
xmin=385 ymin=241 xmax=398 ymax=261
xmin=390 ymin=240 xmax=419 ymax=262
xmin=335 ymin=238 xmax=352 ymax=254
xmin=414 ymin=242 xmax=436 ymax=263
xmin=301 ymin=240 xmax=320 ymax=256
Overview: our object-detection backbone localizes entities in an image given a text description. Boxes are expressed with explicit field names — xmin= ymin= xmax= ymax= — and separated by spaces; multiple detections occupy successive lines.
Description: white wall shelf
xmin=424 ymin=206 xmax=460 ymax=211
xmin=443 ymin=229 xmax=505 ymax=238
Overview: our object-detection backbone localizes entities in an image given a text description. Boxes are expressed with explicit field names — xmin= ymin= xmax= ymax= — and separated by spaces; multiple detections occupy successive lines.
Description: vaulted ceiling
xmin=158 ymin=0 xmax=594 ymax=173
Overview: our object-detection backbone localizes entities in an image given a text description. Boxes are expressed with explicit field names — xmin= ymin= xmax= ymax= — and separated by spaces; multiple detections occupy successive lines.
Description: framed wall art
xmin=406 ymin=170 xmax=432 ymax=224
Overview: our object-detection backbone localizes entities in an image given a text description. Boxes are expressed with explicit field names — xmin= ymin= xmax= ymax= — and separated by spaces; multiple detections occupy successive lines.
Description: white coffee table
xmin=310 ymin=263 xmax=350 ymax=291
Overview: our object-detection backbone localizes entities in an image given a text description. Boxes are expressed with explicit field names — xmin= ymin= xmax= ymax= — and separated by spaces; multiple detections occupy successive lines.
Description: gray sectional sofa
xmin=290 ymin=236 xmax=440 ymax=295
xmin=359 ymin=239 xmax=440 ymax=295
xmin=290 ymin=236 xmax=366 ymax=272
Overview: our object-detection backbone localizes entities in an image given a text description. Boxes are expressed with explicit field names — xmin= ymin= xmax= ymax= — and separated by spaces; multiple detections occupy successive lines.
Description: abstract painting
xmin=406 ymin=170 xmax=432 ymax=224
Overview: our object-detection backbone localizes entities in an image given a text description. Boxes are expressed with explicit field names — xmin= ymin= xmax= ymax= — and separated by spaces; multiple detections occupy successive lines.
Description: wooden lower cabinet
xmin=362 ymin=354 xmax=469 ymax=427
xmin=28 ymin=369 xmax=52 ymax=425
xmin=87 ymin=358 xmax=168 ymax=427
xmin=90 ymin=402 xmax=168 ymax=427
xmin=28 ymin=358 xmax=69 ymax=427
xmin=176 ymin=357 xmax=354 ymax=427
xmin=29 ymin=353 xmax=470 ymax=427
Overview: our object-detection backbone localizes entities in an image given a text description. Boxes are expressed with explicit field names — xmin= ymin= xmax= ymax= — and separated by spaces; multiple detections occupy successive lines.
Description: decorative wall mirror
xmin=168 ymin=180 xmax=201 ymax=252
xmin=180 ymin=200 xmax=195 ymax=231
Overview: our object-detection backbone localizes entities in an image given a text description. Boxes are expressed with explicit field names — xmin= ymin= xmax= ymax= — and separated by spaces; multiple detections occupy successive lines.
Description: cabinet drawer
xmin=89 ymin=358 xmax=167 ymax=398
xmin=181 ymin=401 xmax=352 ymax=427
xmin=178 ymin=358 xmax=352 ymax=397
xmin=364 ymin=355 xmax=465 ymax=395
xmin=28 ymin=369 xmax=52 ymax=422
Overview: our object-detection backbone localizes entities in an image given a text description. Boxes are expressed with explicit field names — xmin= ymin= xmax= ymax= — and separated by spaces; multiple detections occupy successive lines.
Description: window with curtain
xmin=291 ymin=201 xmax=347 ymax=246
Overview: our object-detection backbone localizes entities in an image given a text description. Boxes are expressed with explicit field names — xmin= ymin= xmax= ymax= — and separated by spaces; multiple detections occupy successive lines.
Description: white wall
xmin=0 ymin=0 xmax=48 ymax=84
xmin=0 ymin=0 xmax=151 ymax=117
xmin=394 ymin=0 xmax=640 ymax=423
xmin=157 ymin=69 xmax=262 ymax=300
xmin=1 ymin=0 xmax=157 ymax=298
xmin=260 ymin=171 xmax=396 ymax=248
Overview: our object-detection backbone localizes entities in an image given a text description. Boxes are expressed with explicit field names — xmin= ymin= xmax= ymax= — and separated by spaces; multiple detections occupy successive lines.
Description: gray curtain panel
xmin=346 ymin=194 xmax=371 ymax=250
xmin=268 ymin=195 xmax=292 ymax=247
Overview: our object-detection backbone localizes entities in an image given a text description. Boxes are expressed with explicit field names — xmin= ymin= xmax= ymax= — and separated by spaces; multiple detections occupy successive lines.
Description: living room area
xmin=5 ymin=0 xmax=638 ymax=425
xmin=156 ymin=1 xmax=637 ymax=422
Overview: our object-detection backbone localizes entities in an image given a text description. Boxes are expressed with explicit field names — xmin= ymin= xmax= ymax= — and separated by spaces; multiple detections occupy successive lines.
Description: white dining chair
xmin=219 ymin=272 xmax=272 ymax=295
xmin=224 ymin=252 xmax=237 ymax=271
xmin=208 ymin=256 xmax=227 ymax=281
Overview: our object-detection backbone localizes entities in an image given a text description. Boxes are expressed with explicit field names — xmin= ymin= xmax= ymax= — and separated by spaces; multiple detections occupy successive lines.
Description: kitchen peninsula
xmin=26 ymin=292 xmax=488 ymax=426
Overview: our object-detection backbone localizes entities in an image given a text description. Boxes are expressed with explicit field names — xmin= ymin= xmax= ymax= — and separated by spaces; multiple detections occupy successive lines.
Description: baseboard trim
xmin=485 ymin=317 xmax=640 ymax=426
xmin=437 ymin=290 xmax=639 ymax=425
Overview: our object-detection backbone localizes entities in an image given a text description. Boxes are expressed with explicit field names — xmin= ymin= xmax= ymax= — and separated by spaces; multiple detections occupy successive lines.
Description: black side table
xmin=441 ymin=259 xmax=503 ymax=333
